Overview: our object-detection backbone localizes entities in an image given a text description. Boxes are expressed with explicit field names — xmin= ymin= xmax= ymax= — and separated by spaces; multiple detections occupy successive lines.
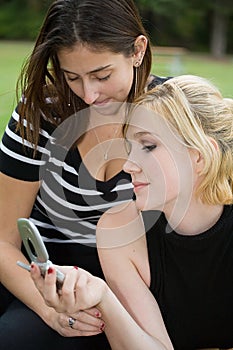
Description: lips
xmin=93 ymin=98 xmax=111 ymax=107
xmin=132 ymin=182 xmax=149 ymax=192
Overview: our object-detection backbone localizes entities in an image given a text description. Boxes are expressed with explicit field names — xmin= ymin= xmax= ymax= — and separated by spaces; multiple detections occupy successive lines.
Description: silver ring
xmin=68 ymin=317 xmax=76 ymax=328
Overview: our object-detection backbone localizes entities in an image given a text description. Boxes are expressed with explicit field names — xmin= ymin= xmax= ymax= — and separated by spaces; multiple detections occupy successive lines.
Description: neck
xmin=164 ymin=200 xmax=224 ymax=236
xmin=88 ymin=103 xmax=127 ymax=129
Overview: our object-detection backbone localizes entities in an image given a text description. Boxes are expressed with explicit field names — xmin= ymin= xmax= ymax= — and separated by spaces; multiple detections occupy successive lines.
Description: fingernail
xmin=73 ymin=266 xmax=79 ymax=270
xmin=100 ymin=322 xmax=105 ymax=331
xmin=95 ymin=311 xmax=101 ymax=318
xmin=30 ymin=263 xmax=35 ymax=269
xmin=48 ymin=267 xmax=54 ymax=274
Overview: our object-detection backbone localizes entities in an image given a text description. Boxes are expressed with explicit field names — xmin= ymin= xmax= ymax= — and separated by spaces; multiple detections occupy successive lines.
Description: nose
xmin=123 ymin=158 xmax=141 ymax=175
xmin=81 ymin=81 xmax=99 ymax=105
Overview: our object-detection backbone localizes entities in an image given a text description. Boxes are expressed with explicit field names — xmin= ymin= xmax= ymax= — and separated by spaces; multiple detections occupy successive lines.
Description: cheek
xmin=67 ymin=81 xmax=82 ymax=98
xmin=164 ymin=151 xmax=194 ymax=196
xmin=150 ymin=153 xmax=181 ymax=193
xmin=113 ymin=70 xmax=134 ymax=96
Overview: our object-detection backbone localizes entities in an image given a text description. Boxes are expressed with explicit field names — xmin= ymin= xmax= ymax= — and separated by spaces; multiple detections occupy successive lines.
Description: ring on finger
xmin=68 ymin=317 xmax=76 ymax=328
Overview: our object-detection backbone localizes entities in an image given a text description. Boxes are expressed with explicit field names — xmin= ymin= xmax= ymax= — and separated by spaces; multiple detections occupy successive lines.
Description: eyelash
xmin=67 ymin=77 xmax=78 ymax=82
xmin=66 ymin=74 xmax=111 ymax=82
xmin=142 ymin=145 xmax=157 ymax=152
xmin=97 ymin=74 xmax=111 ymax=81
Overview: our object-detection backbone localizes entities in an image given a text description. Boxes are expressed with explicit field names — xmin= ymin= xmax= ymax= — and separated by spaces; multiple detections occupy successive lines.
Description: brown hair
xmin=17 ymin=0 xmax=152 ymax=149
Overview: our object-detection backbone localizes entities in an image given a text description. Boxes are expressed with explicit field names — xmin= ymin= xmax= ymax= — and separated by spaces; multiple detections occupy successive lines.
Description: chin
xmin=135 ymin=199 xmax=150 ymax=212
xmin=135 ymin=198 xmax=161 ymax=212
xmin=93 ymin=101 xmax=123 ymax=116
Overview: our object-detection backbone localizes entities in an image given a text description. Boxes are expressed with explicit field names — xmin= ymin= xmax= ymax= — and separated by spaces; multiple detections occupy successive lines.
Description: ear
xmin=133 ymin=35 xmax=148 ymax=67
xmin=190 ymin=149 xmax=204 ymax=174
xmin=208 ymin=136 xmax=219 ymax=152
xmin=191 ymin=137 xmax=219 ymax=174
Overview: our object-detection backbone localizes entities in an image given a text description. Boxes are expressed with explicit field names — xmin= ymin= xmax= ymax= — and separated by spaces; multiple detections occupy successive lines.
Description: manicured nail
xmin=95 ymin=311 xmax=101 ymax=318
xmin=73 ymin=266 xmax=79 ymax=270
xmin=30 ymin=263 xmax=35 ymax=269
xmin=100 ymin=322 xmax=105 ymax=331
xmin=48 ymin=267 xmax=54 ymax=274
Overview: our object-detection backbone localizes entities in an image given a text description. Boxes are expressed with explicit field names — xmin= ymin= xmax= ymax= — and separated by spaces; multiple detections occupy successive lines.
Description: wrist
xmin=97 ymin=282 xmax=117 ymax=314
xmin=32 ymin=300 xmax=55 ymax=325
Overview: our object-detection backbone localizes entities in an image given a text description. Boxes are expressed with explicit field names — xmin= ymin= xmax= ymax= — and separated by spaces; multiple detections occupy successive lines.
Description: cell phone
xmin=17 ymin=218 xmax=65 ymax=289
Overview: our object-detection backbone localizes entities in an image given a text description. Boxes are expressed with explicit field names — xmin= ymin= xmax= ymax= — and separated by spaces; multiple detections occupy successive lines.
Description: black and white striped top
xmin=0 ymin=107 xmax=133 ymax=247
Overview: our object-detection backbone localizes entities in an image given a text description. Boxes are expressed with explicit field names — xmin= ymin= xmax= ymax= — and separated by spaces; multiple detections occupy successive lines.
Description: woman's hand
xmin=30 ymin=263 xmax=106 ymax=335
xmin=44 ymin=306 xmax=105 ymax=337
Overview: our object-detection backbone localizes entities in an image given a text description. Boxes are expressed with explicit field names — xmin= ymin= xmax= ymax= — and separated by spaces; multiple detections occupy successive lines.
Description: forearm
xmin=98 ymin=287 xmax=172 ymax=350
xmin=0 ymin=242 xmax=52 ymax=322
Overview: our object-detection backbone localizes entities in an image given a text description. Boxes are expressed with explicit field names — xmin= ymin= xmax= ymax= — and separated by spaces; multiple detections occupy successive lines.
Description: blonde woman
xmin=31 ymin=75 xmax=233 ymax=350
xmin=0 ymin=0 xmax=172 ymax=349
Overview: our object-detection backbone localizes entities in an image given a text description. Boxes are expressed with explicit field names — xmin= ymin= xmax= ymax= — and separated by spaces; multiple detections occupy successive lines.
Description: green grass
xmin=0 ymin=41 xmax=33 ymax=137
xmin=152 ymin=52 xmax=233 ymax=97
xmin=0 ymin=41 xmax=233 ymax=139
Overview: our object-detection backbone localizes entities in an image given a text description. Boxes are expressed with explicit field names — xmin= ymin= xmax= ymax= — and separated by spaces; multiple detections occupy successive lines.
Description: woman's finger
xmin=83 ymin=307 xmax=102 ymax=319
xmin=30 ymin=262 xmax=46 ymax=294
xmin=65 ymin=312 xmax=105 ymax=333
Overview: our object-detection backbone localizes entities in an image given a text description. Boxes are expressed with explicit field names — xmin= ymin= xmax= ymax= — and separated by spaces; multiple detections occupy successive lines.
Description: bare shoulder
xmin=97 ymin=200 xmax=145 ymax=249
xmin=97 ymin=200 xmax=139 ymax=228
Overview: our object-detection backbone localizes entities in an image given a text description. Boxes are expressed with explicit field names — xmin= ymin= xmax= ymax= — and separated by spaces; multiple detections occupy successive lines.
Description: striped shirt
xmin=0 ymin=108 xmax=133 ymax=247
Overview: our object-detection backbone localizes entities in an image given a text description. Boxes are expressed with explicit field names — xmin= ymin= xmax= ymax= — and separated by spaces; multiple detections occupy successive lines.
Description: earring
xmin=134 ymin=51 xmax=145 ymax=67
xmin=68 ymin=88 xmax=71 ymax=107
xmin=134 ymin=65 xmax=138 ymax=97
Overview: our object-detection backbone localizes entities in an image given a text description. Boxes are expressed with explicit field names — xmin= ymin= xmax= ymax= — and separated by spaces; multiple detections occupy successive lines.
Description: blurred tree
xmin=135 ymin=0 xmax=233 ymax=57
xmin=185 ymin=0 xmax=232 ymax=58
xmin=0 ymin=0 xmax=52 ymax=40
xmin=0 ymin=0 xmax=232 ymax=56
xmin=210 ymin=0 xmax=231 ymax=58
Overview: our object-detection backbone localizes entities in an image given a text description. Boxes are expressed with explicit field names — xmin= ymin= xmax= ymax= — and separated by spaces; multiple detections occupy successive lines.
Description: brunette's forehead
xmin=57 ymin=44 xmax=127 ymax=75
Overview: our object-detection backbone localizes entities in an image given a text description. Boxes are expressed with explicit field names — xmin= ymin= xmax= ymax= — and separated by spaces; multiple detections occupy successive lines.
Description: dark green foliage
xmin=0 ymin=0 xmax=232 ymax=54
xmin=135 ymin=0 xmax=233 ymax=55
xmin=0 ymin=0 xmax=53 ymax=40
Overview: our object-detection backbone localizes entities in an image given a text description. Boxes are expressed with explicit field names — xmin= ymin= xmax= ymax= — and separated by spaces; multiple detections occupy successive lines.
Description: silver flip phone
xmin=17 ymin=218 xmax=65 ymax=289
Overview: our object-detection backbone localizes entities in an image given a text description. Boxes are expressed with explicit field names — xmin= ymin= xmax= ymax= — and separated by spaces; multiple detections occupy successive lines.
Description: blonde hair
xmin=134 ymin=75 xmax=233 ymax=205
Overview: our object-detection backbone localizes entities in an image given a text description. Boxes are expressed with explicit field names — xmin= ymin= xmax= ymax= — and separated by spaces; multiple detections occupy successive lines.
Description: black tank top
xmin=144 ymin=206 xmax=233 ymax=350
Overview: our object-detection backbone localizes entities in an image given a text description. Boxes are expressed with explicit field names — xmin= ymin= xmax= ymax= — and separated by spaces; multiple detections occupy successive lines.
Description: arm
xmin=0 ymin=172 xmax=42 ymax=311
xmin=31 ymin=262 xmax=172 ymax=350
xmin=97 ymin=201 xmax=173 ymax=350
xmin=31 ymin=200 xmax=173 ymax=349
xmin=98 ymin=284 xmax=171 ymax=350
xmin=0 ymin=173 xmax=61 ymax=327
xmin=0 ymin=172 xmax=102 ymax=336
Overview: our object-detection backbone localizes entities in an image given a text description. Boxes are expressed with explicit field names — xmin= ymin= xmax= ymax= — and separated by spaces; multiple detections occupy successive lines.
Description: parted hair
xmin=17 ymin=0 xmax=152 ymax=148
xmin=133 ymin=75 xmax=233 ymax=205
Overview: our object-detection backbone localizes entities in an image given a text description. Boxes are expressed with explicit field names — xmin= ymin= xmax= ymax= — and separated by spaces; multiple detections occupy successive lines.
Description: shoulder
xmin=97 ymin=200 xmax=145 ymax=248
xmin=98 ymin=200 xmax=139 ymax=228
xmin=0 ymin=107 xmax=55 ymax=181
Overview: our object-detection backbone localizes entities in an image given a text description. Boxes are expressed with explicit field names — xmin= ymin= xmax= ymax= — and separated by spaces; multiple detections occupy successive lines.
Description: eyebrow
xmin=132 ymin=131 xmax=161 ymax=141
xmin=61 ymin=64 xmax=112 ymax=76
xmin=134 ymin=131 xmax=152 ymax=138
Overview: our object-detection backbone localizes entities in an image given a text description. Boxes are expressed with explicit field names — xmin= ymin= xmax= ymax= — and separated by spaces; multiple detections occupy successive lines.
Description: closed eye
xmin=67 ymin=76 xmax=78 ymax=82
xmin=97 ymin=74 xmax=111 ymax=81
xmin=142 ymin=145 xmax=157 ymax=152
xmin=65 ymin=73 xmax=79 ymax=82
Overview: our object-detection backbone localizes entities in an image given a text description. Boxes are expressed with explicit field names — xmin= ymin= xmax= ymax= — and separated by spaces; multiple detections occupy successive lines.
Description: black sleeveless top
xmin=144 ymin=206 xmax=233 ymax=350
